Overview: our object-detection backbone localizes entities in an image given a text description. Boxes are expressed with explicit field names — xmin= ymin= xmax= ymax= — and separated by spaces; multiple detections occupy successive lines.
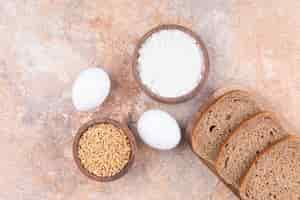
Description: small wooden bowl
xmin=73 ymin=118 xmax=137 ymax=182
xmin=132 ymin=24 xmax=210 ymax=104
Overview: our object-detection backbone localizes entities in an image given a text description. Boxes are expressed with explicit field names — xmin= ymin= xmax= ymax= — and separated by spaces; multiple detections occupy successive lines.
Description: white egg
xmin=72 ymin=67 xmax=111 ymax=111
xmin=137 ymin=109 xmax=181 ymax=150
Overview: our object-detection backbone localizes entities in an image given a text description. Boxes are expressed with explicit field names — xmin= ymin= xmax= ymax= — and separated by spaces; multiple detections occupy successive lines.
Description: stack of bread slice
xmin=189 ymin=90 xmax=300 ymax=200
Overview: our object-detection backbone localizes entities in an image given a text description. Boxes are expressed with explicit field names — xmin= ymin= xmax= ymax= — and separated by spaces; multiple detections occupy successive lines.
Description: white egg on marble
xmin=137 ymin=109 xmax=181 ymax=150
xmin=72 ymin=67 xmax=111 ymax=111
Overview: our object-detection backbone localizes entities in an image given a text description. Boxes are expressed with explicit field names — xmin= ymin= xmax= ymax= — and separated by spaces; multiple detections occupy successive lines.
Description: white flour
xmin=138 ymin=29 xmax=204 ymax=98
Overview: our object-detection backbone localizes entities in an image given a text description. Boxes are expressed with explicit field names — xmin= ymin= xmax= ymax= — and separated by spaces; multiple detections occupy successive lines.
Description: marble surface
xmin=1 ymin=0 xmax=300 ymax=199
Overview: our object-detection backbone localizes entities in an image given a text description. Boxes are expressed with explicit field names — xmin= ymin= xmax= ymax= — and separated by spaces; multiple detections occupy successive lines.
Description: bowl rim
xmin=132 ymin=24 xmax=210 ymax=104
xmin=72 ymin=118 xmax=137 ymax=182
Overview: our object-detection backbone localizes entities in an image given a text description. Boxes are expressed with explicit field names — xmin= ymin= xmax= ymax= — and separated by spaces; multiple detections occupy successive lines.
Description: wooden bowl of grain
xmin=132 ymin=24 xmax=209 ymax=104
xmin=73 ymin=118 xmax=137 ymax=182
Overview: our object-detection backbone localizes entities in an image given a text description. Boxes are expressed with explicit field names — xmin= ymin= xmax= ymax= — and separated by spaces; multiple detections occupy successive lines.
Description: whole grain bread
xmin=190 ymin=90 xmax=261 ymax=165
xmin=215 ymin=112 xmax=288 ymax=190
xmin=239 ymin=135 xmax=300 ymax=200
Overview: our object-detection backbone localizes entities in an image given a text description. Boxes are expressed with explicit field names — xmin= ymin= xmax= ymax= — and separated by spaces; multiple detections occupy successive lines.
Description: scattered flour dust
xmin=138 ymin=29 xmax=204 ymax=98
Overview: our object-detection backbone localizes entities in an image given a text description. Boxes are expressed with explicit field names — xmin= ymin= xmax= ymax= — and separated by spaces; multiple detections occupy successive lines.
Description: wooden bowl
xmin=132 ymin=24 xmax=210 ymax=104
xmin=73 ymin=118 xmax=137 ymax=182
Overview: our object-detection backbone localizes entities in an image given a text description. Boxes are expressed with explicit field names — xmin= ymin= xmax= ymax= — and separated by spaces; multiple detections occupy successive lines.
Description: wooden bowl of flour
xmin=132 ymin=24 xmax=209 ymax=104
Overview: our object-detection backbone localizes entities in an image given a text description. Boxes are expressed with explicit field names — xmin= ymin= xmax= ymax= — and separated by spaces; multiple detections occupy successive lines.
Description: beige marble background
xmin=1 ymin=0 xmax=300 ymax=199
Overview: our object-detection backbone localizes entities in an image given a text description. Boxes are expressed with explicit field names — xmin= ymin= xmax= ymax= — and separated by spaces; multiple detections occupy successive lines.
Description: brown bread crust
xmin=189 ymin=90 xmax=261 ymax=165
xmin=215 ymin=111 xmax=287 ymax=190
xmin=239 ymin=135 xmax=299 ymax=200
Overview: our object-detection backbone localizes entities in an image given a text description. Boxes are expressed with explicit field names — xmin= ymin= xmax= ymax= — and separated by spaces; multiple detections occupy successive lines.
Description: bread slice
xmin=215 ymin=112 xmax=287 ymax=190
xmin=190 ymin=90 xmax=261 ymax=165
xmin=239 ymin=135 xmax=300 ymax=200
